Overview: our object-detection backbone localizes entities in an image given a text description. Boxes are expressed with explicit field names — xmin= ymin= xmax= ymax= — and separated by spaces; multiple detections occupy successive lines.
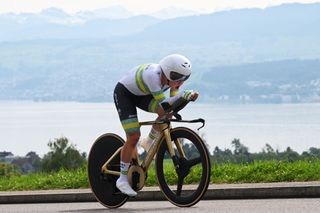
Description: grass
xmin=0 ymin=166 xmax=88 ymax=191
xmin=211 ymin=159 xmax=320 ymax=183
xmin=1 ymin=160 xmax=320 ymax=191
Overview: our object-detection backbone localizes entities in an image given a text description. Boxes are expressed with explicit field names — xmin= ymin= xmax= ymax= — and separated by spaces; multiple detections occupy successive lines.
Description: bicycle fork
xmin=162 ymin=124 xmax=186 ymax=170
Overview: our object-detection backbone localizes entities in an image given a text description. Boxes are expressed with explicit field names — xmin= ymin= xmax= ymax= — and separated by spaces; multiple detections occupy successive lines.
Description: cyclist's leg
xmin=113 ymin=83 xmax=140 ymax=196
xmin=116 ymin=131 xmax=140 ymax=197
xmin=136 ymin=97 xmax=164 ymax=150
xmin=121 ymin=131 xmax=140 ymax=162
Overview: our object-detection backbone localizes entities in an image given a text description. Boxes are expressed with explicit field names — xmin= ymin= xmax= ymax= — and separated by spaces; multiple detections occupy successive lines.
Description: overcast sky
xmin=0 ymin=0 xmax=319 ymax=14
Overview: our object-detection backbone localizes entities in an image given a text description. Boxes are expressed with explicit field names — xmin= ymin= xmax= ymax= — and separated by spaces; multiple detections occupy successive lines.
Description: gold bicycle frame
xmin=101 ymin=120 xmax=185 ymax=176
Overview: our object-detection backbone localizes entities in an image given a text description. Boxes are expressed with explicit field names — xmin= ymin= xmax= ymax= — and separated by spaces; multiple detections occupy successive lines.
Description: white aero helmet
xmin=159 ymin=54 xmax=192 ymax=81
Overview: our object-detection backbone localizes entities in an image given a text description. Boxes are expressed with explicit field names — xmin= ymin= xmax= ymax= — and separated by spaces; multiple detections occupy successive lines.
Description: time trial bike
xmin=88 ymin=98 xmax=211 ymax=208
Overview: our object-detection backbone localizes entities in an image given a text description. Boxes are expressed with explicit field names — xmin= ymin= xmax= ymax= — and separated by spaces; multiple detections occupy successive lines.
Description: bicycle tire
xmin=155 ymin=127 xmax=211 ymax=207
xmin=88 ymin=133 xmax=128 ymax=208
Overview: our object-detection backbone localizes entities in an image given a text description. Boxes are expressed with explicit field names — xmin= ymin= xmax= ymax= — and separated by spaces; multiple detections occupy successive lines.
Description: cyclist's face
xmin=169 ymin=79 xmax=184 ymax=88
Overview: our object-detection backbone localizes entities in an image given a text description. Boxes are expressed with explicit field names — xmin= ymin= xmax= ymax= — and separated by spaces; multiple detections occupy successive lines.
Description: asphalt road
xmin=1 ymin=198 xmax=320 ymax=213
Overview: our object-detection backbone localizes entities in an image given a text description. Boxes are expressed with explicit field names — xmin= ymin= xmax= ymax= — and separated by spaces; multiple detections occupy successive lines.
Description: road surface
xmin=1 ymin=198 xmax=320 ymax=213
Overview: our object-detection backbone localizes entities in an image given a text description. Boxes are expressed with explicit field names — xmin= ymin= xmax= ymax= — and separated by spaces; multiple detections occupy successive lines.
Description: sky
xmin=0 ymin=0 xmax=319 ymax=14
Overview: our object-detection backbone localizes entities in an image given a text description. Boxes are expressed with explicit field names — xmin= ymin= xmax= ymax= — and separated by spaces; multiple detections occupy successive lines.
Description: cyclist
xmin=113 ymin=54 xmax=199 ymax=196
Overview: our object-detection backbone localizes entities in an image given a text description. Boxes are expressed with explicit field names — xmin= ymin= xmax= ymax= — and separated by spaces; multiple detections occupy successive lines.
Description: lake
xmin=0 ymin=101 xmax=319 ymax=157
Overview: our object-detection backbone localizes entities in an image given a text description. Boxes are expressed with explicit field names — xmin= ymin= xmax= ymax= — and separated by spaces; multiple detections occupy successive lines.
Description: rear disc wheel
xmin=88 ymin=133 xmax=128 ymax=208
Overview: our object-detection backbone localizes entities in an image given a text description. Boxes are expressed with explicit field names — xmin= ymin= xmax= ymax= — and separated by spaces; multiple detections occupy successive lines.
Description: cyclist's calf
xmin=126 ymin=131 xmax=141 ymax=145
xmin=121 ymin=131 xmax=140 ymax=162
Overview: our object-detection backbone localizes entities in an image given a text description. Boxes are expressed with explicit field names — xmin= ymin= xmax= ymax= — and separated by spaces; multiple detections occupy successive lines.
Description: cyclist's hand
xmin=183 ymin=90 xmax=199 ymax=102
xmin=190 ymin=91 xmax=199 ymax=101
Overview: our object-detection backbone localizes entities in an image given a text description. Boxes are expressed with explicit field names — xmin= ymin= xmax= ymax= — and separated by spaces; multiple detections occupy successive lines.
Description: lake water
xmin=0 ymin=101 xmax=319 ymax=157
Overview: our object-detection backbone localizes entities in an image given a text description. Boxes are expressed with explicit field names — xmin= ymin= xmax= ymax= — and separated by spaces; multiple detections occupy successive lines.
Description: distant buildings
xmin=0 ymin=151 xmax=36 ymax=173
xmin=0 ymin=151 xmax=14 ymax=163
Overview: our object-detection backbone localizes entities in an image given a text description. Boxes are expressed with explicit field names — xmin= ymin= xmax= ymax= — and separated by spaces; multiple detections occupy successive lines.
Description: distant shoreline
xmin=1 ymin=100 xmax=320 ymax=105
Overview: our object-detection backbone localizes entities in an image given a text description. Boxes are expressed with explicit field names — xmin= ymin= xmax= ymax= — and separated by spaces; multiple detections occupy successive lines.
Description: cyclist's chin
xmin=169 ymin=80 xmax=184 ymax=87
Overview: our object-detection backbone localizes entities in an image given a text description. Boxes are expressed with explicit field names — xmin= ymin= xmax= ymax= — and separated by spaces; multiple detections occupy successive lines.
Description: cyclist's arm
xmin=152 ymin=90 xmax=198 ymax=112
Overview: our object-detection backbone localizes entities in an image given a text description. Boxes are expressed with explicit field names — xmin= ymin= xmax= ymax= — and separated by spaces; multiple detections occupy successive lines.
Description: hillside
xmin=196 ymin=60 xmax=320 ymax=103
xmin=0 ymin=3 xmax=320 ymax=103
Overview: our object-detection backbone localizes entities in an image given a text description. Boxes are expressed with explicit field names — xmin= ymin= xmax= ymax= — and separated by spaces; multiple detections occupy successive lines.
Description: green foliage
xmin=26 ymin=151 xmax=41 ymax=172
xmin=1 ymin=136 xmax=320 ymax=191
xmin=1 ymin=160 xmax=320 ymax=191
xmin=0 ymin=162 xmax=20 ymax=177
xmin=211 ymin=160 xmax=320 ymax=183
xmin=211 ymin=139 xmax=320 ymax=165
xmin=40 ymin=137 xmax=87 ymax=172
xmin=0 ymin=166 xmax=88 ymax=191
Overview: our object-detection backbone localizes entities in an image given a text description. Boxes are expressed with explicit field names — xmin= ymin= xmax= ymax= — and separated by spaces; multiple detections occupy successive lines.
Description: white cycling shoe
xmin=116 ymin=179 xmax=137 ymax=197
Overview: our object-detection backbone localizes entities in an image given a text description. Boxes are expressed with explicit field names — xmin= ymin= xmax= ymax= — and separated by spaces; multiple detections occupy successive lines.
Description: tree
xmin=264 ymin=144 xmax=275 ymax=154
xmin=213 ymin=146 xmax=222 ymax=156
xmin=257 ymin=143 xmax=277 ymax=161
xmin=231 ymin=138 xmax=249 ymax=155
xmin=0 ymin=162 xmax=20 ymax=177
xmin=41 ymin=137 xmax=86 ymax=172
xmin=309 ymin=147 xmax=320 ymax=157
xmin=231 ymin=138 xmax=252 ymax=163
xmin=211 ymin=146 xmax=234 ymax=164
xmin=26 ymin=151 xmax=41 ymax=171
xmin=182 ymin=142 xmax=199 ymax=159
xmin=281 ymin=147 xmax=300 ymax=162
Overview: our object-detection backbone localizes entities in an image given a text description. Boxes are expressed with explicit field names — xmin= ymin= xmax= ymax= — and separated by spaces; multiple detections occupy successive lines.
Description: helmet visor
xmin=170 ymin=71 xmax=190 ymax=81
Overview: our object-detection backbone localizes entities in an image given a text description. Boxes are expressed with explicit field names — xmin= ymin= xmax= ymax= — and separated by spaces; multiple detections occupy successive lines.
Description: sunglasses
xmin=170 ymin=71 xmax=190 ymax=82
